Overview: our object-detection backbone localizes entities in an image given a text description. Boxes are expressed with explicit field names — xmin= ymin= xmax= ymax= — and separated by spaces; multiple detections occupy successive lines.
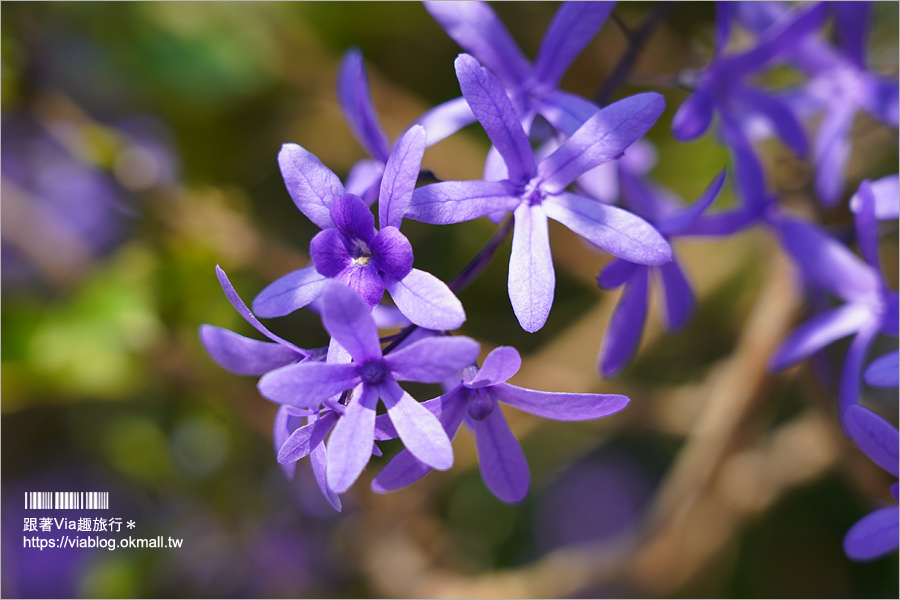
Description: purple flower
xmin=257 ymin=281 xmax=479 ymax=493
xmin=770 ymin=180 xmax=897 ymax=424
xmin=419 ymin=1 xmax=615 ymax=138
xmin=253 ymin=126 xmax=466 ymax=331
xmin=408 ymin=54 xmax=671 ymax=332
xmin=597 ymin=169 xmax=727 ymax=376
xmin=842 ymin=405 xmax=899 ymax=562
xmin=371 ymin=346 xmax=629 ymax=503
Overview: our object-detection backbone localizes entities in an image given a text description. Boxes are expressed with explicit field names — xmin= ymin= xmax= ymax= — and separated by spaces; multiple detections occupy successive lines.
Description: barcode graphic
xmin=24 ymin=492 xmax=108 ymax=510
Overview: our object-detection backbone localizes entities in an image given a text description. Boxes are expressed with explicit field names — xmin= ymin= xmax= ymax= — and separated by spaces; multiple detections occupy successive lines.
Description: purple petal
xmin=470 ymin=408 xmax=530 ymax=503
xmin=387 ymin=268 xmax=467 ymax=330
xmin=337 ymin=49 xmax=391 ymax=163
xmin=277 ymin=144 xmax=344 ymax=230
xmin=277 ymin=411 xmax=339 ymax=463
xmin=776 ymin=218 xmax=879 ymax=302
xmin=843 ymin=507 xmax=899 ymax=562
xmin=309 ymin=229 xmax=352 ymax=278
xmin=252 ymin=265 xmax=328 ymax=318
xmin=370 ymin=449 xmax=434 ymax=493
xmin=813 ymin=103 xmax=855 ymax=206
xmin=344 ymin=158 xmax=385 ymax=204
xmin=864 ymin=350 xmax=900 ymax=388
xmin=379 ymin=125 xmax=426 ymax=230
xmin=385 ymin=335 xmax=479 ymax=383
xmin=858 ymin=73 xmax=899 ymax=127
xmin=853 ymin=180 xmax=880 ymax=270
xmin=844 ymin=405 xmax=899 ymax=477
xmin=455 ymin=54 xmax=536 ymax=184
xmin=467 ymin=346 xmax=521 ymax=387
xmin=425 ymin=1 xmax=531 ymax=87
xmin=381 ymin=379 xmax=454 ymax=470
xmin=370 ymin=226 xmax=414 ymax=279
xmin=543 ymin=192 xmax=672 ymax=265
xmin=597 ymin=258 xmax=639 ymax=290
xmin=534 ymin=2 xmax=614 ymax=88
xmin=508 ymin=204 xmax=554 ymax=333
xmin=274 ymin=406 xmax=307 ymax=479
xmin=599 ymin=268 xmax=650 ymax=377
xmin=320 ymin=281 xmax=382 ymax=363
xmin=659 ymin=168 xmax=728 ymax=235
xmin=769 ymin=304 xmax=873 ymax=371
xmin=658 ymin=258 xmax=696 ymax=331
xmin=374 ymin=387 xmax=467 ymax=441
xmin=414 ymin=96 xmax=477 ymax=146
xmin=258 ymin=361 xmax=360 ymax=408
xmin=831 ymin=2 xmax=871 ymax=67
xmin=672 ymin=89 xmax=714 ymax=141
xmin=852 ymin=174 xmax=900 ymax=220
xmin=539 ymin=90 xmax=601 ymax=136
xmin=728 ymin=3 xmax=826 ymax=75
xmin=215 ymin=266 xmax=305 ymax=353
xmin=407 ymin=180 xmax=520 ymax=225
xmin=838 ymin=325 xmax=880 ymax=425
xmin=539 ymin=93 xmax=666 ymax=193
xmin=310 ymin=443 xmax=342 ymax=511
xmin=331 ymin=193 xmax=376 ymax=244
xmin=334 ymin=264 xmax=385 ymax=309
xmin=493 ymin=382 xmax=629 ymax=421
xmin=326 ymin=385 xmax=379 ymax=493
xmin=199 ymin=325 xmax=302 ymax=376
xmin=737 ymin=88 xmax=808 ymax=156
xmin=714 ymin=2 xmax=732 ymax=55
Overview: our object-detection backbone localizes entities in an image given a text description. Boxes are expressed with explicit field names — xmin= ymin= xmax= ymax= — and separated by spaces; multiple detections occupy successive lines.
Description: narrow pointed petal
xmin=320 ymin=281 xmax=383 ymax=362
xmin=844 ymin=405 xmax=899 ymax=477
xmin=838 ymin=325 xmax=880 ymax=424
xmin=414 ymin=96 xmax=477 ymax=146
xmin=493 ymin=383 xmax=629 ymax=421
xmin=467 ymin=346 xmax=521 ymax=387
xmin=379 ymin=125 xmax=426 ymax=230
xmin=738 ymin=88 xmax=808 ymax=156
xmin=471 ymin=408 xmax=530 ymax=503
xmin=381 ymin=379 xmax=454 ymax=470
xmin=858 ymin=73 xmax=900 ymax=127
xmin=776 ymin=218 xmax=879 ymax=302
xmin=831 ymin=2 xmax=871 ymax=67
xmin=544 ymin=193 xmax=672 ymax=265
xmin=425 ymin=1 xmax=531 ymax=87
xmin=371 ymin=450 xmax=434 ymax=493
xmin=843 ymin=507 xmax=899 ymax=562
xmin=277 ymin=144 xmax=344 ymax=230
xmin=534 ymin=2 xmax=614 ymax=88
xmin=215 ymin=265 xmax=305 ymax=353
xmin=274 ymin=406 xmax=306 ymax=479
xmin=672 ymin=89 xmax=714 ymax=141
xmin=658 ymin=259 xmax=695 ymax=330
xmin=277 ymin=411 xmax=339 ymax=463
xmin=385 ymin=335 xmax=479 ymax=382
xmin=344 ymin=159 xmax=385 ymax=204
xmin=597 ymin=258 xmax=639 ymax=290
xmin=769 ymin=304 xmax=873 ymax=371
xmin=310 ymin=443 xmax=342 ymax=511
xmin=599 ymin=269 xmax=650 ymax=377
xmin=853 ymin=180 xmax=881 ymax=271
xmin=539 ymin=90 xmax=601 ymax=136
xmin=331 ymin=194 xmax=376 ymax=243
xmin=370 ymin=226 xmax=414 ymax=278
xmin=326 ymin=385 xmax=379 ymax=493
xmin=455 ymin=54 xmax=536 ymax=184
xmin=374 ymin=387 xmax=467 ymax=441
xmin=252 ymin=265 xmax=329 ymax=318
xmin=729 ymin=3 xmax=826 ymax=75
xmin=508 ymin=204 xmax=554 ymax=333
xmin=407 ymin=180 xmax=520 ymax=225
xmin=813 ymin=103 xmax=855 ymax=206
xmin=539 ymin=93 xmax=666 ymax=192
xmin=852 ymin=174 xmax=899 ymax=220
xmin=337 ymin=49 xmax=391 ymax=162
xmin=864 ymin=351 xmax=900 ymax=388
xmin=258 ymin=361 xmax=360 ymax=408
xmin=199 ymin=325 xmax=301 ymax=376
xmin=387 ymin=268 xmax=467 ymax=330
xmin=660 ymin=168 xmax=728 ymax=235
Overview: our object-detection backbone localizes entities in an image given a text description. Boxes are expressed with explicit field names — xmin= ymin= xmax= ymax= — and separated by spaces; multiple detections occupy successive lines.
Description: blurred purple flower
xmin=842 ymin=405 xmax=899 ymax=562
xmin=258 ymin=281 xmax=479 ymax=494
xmin=597 ymin=169 xmax=727 ymax=376
xmin=864 ymin=351 xmax=899 ymax=388
xmin=253 ymin=126 xmax=465 ymax=331
xmin=408 ymin=54 xmax=671 ymax=332
xmin=372 ymin=346 xmax=629 ymax=503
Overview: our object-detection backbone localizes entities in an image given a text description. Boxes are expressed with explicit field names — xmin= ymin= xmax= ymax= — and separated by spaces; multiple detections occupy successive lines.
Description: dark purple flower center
xmin=350 ymin=238 xmax=372 ymax=266
xmin=521 ymin=178 xmax=546 ymax=206
xmin=465 ymin=387 xmax=493 ymax=421
xmin=359 ymin=360 xmax=386 ymax=385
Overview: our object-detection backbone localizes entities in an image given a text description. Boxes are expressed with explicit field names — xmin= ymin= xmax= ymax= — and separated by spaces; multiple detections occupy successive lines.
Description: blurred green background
xmin=2 ymin=2 xmax=898 ymax=598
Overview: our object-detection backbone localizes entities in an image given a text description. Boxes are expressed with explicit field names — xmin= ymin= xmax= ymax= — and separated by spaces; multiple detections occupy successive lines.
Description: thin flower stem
xmin=594 ymin=2 xmax=679 ymax=106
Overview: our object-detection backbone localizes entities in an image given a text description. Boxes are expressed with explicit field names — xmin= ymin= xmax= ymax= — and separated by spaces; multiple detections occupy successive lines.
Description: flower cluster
xmin=201 ymin=0 xmax=898 ymax=563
